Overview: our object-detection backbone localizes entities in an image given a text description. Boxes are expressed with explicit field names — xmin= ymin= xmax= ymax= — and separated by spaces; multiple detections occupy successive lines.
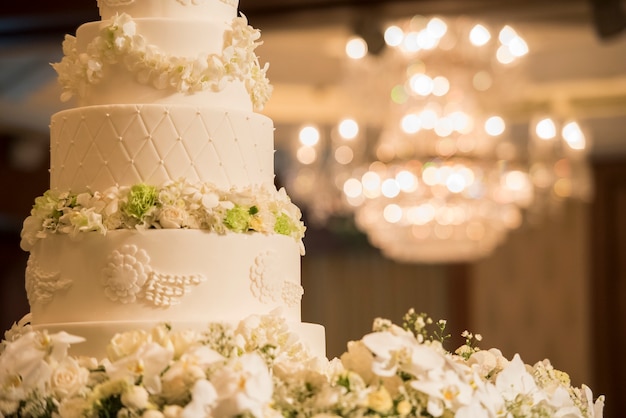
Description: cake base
xmin=33 ymin=320 xmax=326 ymax=360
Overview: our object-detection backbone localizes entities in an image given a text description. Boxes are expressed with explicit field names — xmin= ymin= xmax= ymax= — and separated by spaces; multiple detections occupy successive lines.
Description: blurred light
xmin=401 ymin=113 xmax=422 ymax=133
xmin=299 ymin=125 xmax=320 ymax=146
xmin=383 ymin=204 xmax=403 ymax=223
xmin=338 ymin=118 xmax=359 ymax=139
xmin=535 ymin=118 xmax=557 ymax=140
xmin=346 ymin=36 xmax=368 ymax=59
xmin=562 ymin=121 xmax=586 ymax=150
xmin=469 ymin=24 xmax=491 ymax=46
xmin=296 ymin=146 xmax=317 ymax=164
xmin=334 ymin=145 xmax=354 ymax=164
xmin=485 ymin=116 xmax=505 ymax=136
xmin=384 ymin=25 xmax=404 ymax=46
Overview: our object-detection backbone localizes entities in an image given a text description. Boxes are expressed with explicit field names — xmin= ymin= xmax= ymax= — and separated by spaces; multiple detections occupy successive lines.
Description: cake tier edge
xmin=27 ymin=230 xmax=304 ymax=326
xmin=50 ymin=104 xmax=275 ymax=193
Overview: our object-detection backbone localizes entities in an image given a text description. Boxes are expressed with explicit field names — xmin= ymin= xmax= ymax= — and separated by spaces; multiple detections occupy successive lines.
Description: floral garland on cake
xmin=52 ymin=12 xmax=272 ymax=111
xmin=0 ymin=310 xmax=604 ymax=418
xmin=20 ymin=180 xmax=306 ymax=253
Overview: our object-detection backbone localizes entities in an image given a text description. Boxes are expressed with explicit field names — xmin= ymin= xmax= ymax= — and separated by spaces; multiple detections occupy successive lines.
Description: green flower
xmin=224 ymin=205 xmax=253 ymax=232
xmin=123 ymin=184 xmax=157 ymax=220
xmin=274 ymin=213 xmax=297 ymax=237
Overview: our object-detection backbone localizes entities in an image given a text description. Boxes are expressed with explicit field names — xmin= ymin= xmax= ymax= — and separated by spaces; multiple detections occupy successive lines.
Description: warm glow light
xmin=296 ymin=146 xmax=317 ymax=165
xmin=446 ymin=172 xmax=467 ymax=193
xmin=419 ymin=109 xmax=438 ymax=129
xmin=499 ymin=25 xmax=518 ymax=45
xmin=361 ymin=171 xmax=381 ymax=192
xmin=427 ymin=17 xmax=448 ymax=38
xmin=334 ymin=145 xmax=354 ymax=165
xmin=535 ymin=118 xmax=557 ymax=140
xmin=343 ymin=178 xmax=362 ymax=198
xmin=469 ymin=24 xmax=491 ymax=46
xmin=401 ymin=113 xmax=422 ymax=134
xmin=422 ymin=165 xmax=440 ymax=186
xmin=432 ymin=76 xmax=450 ymax=96
xmin=299 ymin=125 xmax=320 ymax=146
xmin=473 ymin=71 xmax=492 ymax=91
xmin=562 ymin=121 xmax=586 ymax=150
xmin=504 ymin=170 xmax=528 ymax=191
xmin=338 ymin=118 xmax=359 ymax=139
xmin=396 ymin=170 xmax=418 ymax=191
xmin=383 ymin=204 xmax=403 ymax=223
xmin=409 ymin=73 xmax=434 ymax=96
xmin=508 ymin=36 xmax=529 ymax=56
xmin=346 ymin=36 xmax=368 ymax=59
xmin=384 ymin=25 xmax=404 ymax=46
xmin=496 ymin=45 xmax=515 ymax=64
xmin=485 ymin=116 xmax=505 ymax=136
xmin=381 ymin=178 xmax=401 ymax=198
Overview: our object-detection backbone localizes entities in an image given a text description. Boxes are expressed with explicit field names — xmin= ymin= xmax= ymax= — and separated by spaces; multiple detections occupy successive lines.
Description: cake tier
xmin=50 ymin=104 xmax=274 ymax=193
xmin=97 ymin=0 xmax=238 ymax=20
xmin=33 ymin=320 xmax=326 ymax=360
xmin=27 ymin=230 xmax=303 ymax=326
xmin=53 ymin=12 xmax=271 ymax=111
xmin=73 ymin=17 xmax=248 ymax=109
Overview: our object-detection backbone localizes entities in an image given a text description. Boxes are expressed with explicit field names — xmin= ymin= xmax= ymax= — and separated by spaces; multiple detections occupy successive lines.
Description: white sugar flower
xmin=211 ymin=353 xmax=273 ymax=418
xmin=107 ymin=329 xmax=152 ymax=361
xmin=105 ymin=341 xmax=173 ymax=394
xmin=495 ymin=354 xmax=542 ymax=404
xmin=182 ymin=379 xmax=218 ymax=418
xmin=157 ymin=205 xmax=190 ymax=229
xmin=102 ymin=245 xmax=152 ymax=304
xmin=50 ymin=356 xmax=90 ymax=398
xmin=121 ymin=385 xmax=150 ymax=410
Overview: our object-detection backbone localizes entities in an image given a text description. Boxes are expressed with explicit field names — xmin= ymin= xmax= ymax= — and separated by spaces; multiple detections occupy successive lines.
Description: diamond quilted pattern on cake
xmin=50 ymin=104 xmax=275 ymax=193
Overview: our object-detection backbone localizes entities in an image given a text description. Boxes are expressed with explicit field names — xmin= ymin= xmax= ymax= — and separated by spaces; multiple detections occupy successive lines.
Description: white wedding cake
xmin=18 ymin=0 xmax=325 ymax=359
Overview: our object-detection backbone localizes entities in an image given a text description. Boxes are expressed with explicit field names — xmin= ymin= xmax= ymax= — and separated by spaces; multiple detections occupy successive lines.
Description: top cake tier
xmin=97 ymin=0 xmax=238 ymax=20
xmin=53 ymin=0 xmax=270 ymax=112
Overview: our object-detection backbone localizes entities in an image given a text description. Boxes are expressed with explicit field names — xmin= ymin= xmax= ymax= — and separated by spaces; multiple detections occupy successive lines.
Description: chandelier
xmin=284 ymin=15 xmax=592 ymax=263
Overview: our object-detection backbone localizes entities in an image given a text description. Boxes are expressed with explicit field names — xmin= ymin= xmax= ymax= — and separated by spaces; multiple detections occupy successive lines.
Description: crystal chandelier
xmin=284 ymin=15 xmax=592 ymax=263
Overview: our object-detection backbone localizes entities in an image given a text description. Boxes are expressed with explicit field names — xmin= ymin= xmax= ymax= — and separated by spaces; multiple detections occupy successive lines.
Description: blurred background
xmin=0 ymin=0 xmax=624 ymax=416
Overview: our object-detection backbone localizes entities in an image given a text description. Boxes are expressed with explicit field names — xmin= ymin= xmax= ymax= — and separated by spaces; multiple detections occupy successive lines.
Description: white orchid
xmin=0 ymin=311 xmax=605 ymax=418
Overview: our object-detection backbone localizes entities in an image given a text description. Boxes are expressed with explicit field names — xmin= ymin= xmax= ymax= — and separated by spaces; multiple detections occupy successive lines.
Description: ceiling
xmin=1 ymin=0 xmax=625 ymax=158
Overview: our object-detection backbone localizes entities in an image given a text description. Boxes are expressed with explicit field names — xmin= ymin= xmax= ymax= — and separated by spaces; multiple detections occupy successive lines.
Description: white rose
xmin=57 ymin=397 xmax=90 ymax=418
xmin=121 ymin=385 xmax=150 ymax=410
xmin=142 ymin=410 xmax=164 ymax=418
xmin=163 ymin=405 xmax=184 ymax=418
xmin=107 ymin=329 xmax=152 ymax=361
xmin=50 ymin=357 xmax=89 ymax=398
xmin=158 ymin=205 xmax=188 ymax=229
xmin=169 ymin=329 xmax=202 ymax=359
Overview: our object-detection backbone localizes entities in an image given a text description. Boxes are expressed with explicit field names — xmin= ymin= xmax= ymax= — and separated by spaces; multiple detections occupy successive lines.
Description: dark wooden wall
xmin=590 ymin=157 xmax=626 ymax=418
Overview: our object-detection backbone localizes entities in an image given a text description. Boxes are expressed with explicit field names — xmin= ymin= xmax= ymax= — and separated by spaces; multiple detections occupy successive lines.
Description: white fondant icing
xmin=250 ymin=251 xmax=304 ymax=307
xmin=25 ymin=256 xmax=71 ymax=306
xmin=98 ymin=0 xmax=238 ymax=20
xmin=54 ymin=14 xmax=270 ymax=110
xmin=49 ymin=105 xmax=274 ymax=193
xmin=29 ymin=230 xmax=302 ymax=326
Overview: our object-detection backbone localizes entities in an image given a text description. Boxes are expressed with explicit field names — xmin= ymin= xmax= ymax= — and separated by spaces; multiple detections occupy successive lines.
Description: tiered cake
xmin=18 ymin=0 xmax=325 ymax=359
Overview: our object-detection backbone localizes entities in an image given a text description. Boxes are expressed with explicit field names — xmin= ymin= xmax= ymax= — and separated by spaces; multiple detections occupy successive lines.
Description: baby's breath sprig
xmin=401 ymin=309 xmax=432 ymax=342
xmin=456 ymin=330 xmax=483 ymax=360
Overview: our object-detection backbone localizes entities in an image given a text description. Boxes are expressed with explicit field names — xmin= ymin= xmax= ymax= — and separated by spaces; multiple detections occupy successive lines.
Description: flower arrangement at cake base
xmin=0 ymin=310 xmax=604 ymax=418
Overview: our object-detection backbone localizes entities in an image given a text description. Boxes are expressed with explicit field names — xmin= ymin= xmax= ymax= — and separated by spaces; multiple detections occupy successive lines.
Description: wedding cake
xmin=0 ymin=2 xmax=606 ymax=417
xmin=17 ymin=0 xmax=325 ymax=359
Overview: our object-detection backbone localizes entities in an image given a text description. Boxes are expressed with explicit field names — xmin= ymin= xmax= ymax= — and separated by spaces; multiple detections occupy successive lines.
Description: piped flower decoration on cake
xmin=103 ymin=244 xmax=152 ymax=304
xmin=25 ymin=255 xmax=72 ymax=306
xmin=250 ymin=251 xmax=303 ymax=307
xmin=52 ymin=12 xmax=272 ymax=110
xmin=20 ymin=180 xmax=306 ymax=254
xmin=103 ymin=244 xmax=206 ymax=307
